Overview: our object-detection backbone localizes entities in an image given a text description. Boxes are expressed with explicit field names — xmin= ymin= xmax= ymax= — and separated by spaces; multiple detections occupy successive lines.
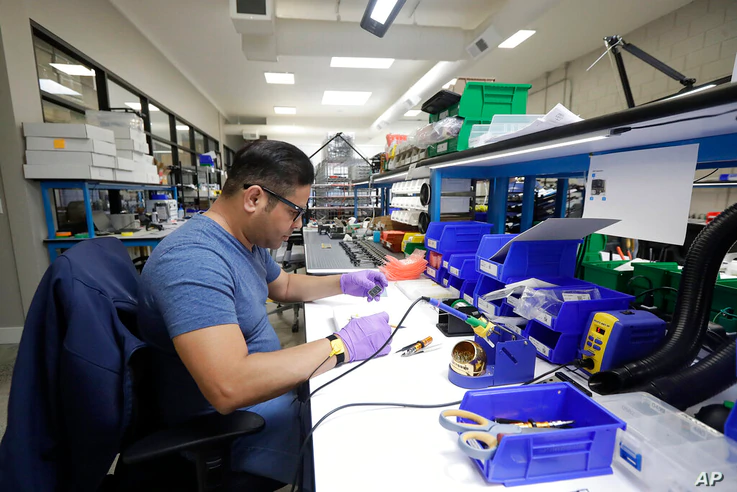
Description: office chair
xmin=0 ymin=238 xmax=276 ymax=492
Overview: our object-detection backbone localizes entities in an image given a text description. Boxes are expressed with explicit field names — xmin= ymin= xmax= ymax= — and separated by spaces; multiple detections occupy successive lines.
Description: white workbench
xmin=305 ymin=283 xmax=644 ymax=492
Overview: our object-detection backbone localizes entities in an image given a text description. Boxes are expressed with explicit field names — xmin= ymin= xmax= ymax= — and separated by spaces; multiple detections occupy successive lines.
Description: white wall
xmin=525 ymin=0 xmax=737 ymax=218
xmin=0 ymin=0 xmax=227 ymax=339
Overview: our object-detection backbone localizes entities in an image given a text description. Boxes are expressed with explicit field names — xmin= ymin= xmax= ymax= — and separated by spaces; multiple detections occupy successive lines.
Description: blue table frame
xmin=39 ymin=180 xmax=178 ymax=260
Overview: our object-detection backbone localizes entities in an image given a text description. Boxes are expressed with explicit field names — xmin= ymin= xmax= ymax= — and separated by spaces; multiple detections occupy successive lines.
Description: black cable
xmin=634 ymin=286 xmax=678 ymax=299
xmin=307 ymin=296 xmax=427 ymax=402
xmin=290 ymin=399 xmax=462 ymax=492
xmin=626 ymin=274 xmax=654 ymax=292
xmin=694 ymin=169 xmax=720 ymax=183
xmin=610 ymin=108 xmax=737 ymax=135
xmin=306 ymin=355 xmax=332 ymax=382
xmin=522 ymin=363 xmax=572 ymax=385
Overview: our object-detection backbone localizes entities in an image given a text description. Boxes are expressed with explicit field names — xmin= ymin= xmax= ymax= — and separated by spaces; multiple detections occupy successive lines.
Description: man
xmin=138 ymin=139 xmax=391 ymax=486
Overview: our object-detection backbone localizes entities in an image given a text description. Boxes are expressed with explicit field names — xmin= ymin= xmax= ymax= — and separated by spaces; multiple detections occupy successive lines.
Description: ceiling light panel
xmin=404 ymin=110 xmax=421 ymax=117
xmin=371 ymin=0 xmax=400 ymax=24
xmin=498 ymin=30 xmax=536 ymax=49
xmin=274 ymin=106 xmax=297 ymax=114
xmin=322 ymin=91 xmax=372 ymax=106
xmin=125 ymin=102 xmax=160 ymax=112
xmin=330 ymin=57 xmax=395 ymax=69
xmin=264 ymin=72 xmax=295 ymax=84
xmin=49 ymin=63 xmax=96 ymax=76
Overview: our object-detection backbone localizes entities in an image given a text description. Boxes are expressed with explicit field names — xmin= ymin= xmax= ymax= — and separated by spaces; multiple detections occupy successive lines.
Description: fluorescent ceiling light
xmin=404 ymin=109 xmax=421 ymax=117
xmin=322 ymin=90 xmax=372 ymax=106
xmin=669 ymin=84 xmax=716 ymax=99
xmin=264 ymin=72 xmax=295 ymax=84
xmin=331 ymin=57 xmax=395 ymax=69
xmin=176 ymin=125 xmax=189 ymax=131
xmin=361 ymin=0 xmax=406 ymax=37
xmin=429 ymin=136 xmax=608 ymax=170
xmin=49 ymin=63 xmax=95 ymax=76
xmin=371 ymin=0 xmax=399 ymax=23
xmin=153 ymin=150 xmax=171 ymax=154
xmin=124 ymin=102 xmax=160 ymax=112
xmin=39 ymin=79 xmax=81 ymax=96
xmin=442 ymin=78 xmax=457 ymax=90
xmin=498 ymin=30 xmax=536 ymax=49
xmin=274 ymin=106 xmax=297 ymax=114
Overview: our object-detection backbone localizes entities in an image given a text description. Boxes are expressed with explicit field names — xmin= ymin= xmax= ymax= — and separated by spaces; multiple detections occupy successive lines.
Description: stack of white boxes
xmin=113 ymin=127 xmax=159 ymax=184
xmin=23 ymin=123 xmax=118 ymax=180
xmin=23 ymin=123 xmax=160 ymax=184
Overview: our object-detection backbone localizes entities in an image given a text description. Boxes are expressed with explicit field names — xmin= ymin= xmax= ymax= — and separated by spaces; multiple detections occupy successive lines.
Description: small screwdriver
xmin=400 ymin=336 xmax=433 ymax=357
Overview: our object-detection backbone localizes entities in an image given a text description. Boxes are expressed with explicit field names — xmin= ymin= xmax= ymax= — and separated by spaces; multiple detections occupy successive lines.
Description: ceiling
xmin=110 ymin=0 xmax=693 ymax=144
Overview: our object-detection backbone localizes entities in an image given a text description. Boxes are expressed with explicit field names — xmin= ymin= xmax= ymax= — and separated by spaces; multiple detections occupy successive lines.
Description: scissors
xmin=438 ymin=409 xmax=524 ymax=461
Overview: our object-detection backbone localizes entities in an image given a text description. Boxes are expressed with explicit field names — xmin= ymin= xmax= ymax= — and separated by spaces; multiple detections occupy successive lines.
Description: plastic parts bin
xmin=455 ymin=383 xmax=625 ymax=486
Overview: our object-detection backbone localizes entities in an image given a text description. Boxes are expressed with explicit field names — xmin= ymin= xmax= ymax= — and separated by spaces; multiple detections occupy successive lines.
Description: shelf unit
xmin=354 ymin=84 xmax=737 ymax=233
xmin=311 ymin=159 xmax=382 ymax=221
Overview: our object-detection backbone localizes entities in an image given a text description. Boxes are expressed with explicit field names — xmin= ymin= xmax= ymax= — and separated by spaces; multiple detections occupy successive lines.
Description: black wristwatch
xmin=326 ymin=334 xmax=346 ymax=366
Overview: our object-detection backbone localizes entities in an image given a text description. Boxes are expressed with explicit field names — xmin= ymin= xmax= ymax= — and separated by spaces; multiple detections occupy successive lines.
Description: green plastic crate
xmin=427 ymin=82 xmax=531 ymax=155
xmin=630 ymin=262 xmax=681 ymax=309
xmin=664 ymin=275 xmax=737 ymax=332
xmin=582 ymin=234 xmax=608 ymax=263
xmin=580 ymin=260 xmax=634 ymax=292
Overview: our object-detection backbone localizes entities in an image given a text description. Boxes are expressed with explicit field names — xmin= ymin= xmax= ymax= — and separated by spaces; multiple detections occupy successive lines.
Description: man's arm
xmin=267 ymin=270 xmax=342 ymax=303
xmin=173 ymin=324 xmax=344 ymax=414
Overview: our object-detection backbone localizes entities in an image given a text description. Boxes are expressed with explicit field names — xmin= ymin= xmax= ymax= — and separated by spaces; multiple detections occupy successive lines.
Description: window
xmin=179 ymin=149 xmax=196 ymax=168
xmin=195 ymin=131 xmax=205 ymax=154
xmin=42 ymin=99 xmax=87 ymax=123
xmin=151 ymin=110 xmax=172 ymax=141
xmin=108 ymin=80 xmax=141 ymax=113
xmin=176 ymin=120 xmax=191 ymax=148
xmin=33 ymin=35 xmax=98 ymax=111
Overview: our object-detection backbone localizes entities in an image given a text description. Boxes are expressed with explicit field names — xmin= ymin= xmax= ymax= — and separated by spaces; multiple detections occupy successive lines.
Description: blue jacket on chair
xmin=0 ymin=238 xmax=146 ymax=491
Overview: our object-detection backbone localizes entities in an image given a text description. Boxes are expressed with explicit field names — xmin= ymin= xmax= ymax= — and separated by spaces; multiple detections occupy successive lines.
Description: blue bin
xmin=456 ymin=383 xmax=625 ymax=486
xmin=426 ymin=265 xmax=448 ymax=285
xmin=473 ymin=276 xmax=507 ymax=316
xmin=476 ymin=234 xmax=581 ymax=284
xmin=725 ymin=403 xmax=737 ymax=441
xmin=425 ymin=221 xmax=491 ymax=255
xmin=526 ymin=283 xmax=634 ymax=334
xmin=459 ymin=280 xmax=477 ymax=305
xmin=447 ymin=253 xmax=479 ymax=281
xmin=524 ymin=320 xmax=583 ymax=363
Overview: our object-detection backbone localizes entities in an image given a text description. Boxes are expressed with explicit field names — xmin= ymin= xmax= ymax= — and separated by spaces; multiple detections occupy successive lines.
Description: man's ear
xmin=243 ymin=186 xmax=262 ymax=213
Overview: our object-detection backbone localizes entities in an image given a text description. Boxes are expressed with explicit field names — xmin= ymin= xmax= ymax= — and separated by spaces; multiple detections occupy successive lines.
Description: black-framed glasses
xmin=244 ymin=184 xmax=306 ymax=222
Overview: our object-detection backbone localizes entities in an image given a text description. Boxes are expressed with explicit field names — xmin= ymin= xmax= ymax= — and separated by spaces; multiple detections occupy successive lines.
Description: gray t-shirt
xmin=138 ymin=214 xmax=282 ymax=424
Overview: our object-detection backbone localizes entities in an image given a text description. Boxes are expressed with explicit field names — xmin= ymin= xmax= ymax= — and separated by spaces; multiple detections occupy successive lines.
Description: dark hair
xmin=221 ymin=140 xmax=314 ymax=203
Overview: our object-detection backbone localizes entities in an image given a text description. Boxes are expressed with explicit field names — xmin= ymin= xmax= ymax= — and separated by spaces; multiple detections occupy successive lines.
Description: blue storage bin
xmin=426 ymin=265 xmax=448 ymax=285
xmin=456 ymin=383 xmax=625 ymax=486
xmin=525 ymin=283 xmax=635 ymax=334
xmin=447 ymin=275 xmax=463 ymax=297
xmin=425 ymin=221 xmax=491 ymax=255
xmin=524 ymin=321 xmax=582 ymax=363
xmin=447 ymin=253 xmax=479 ymax=281
xmin=476 ymin=234 xmax=581 ymax=284
xmin=460 ymin=280 xmax=477 ymax=305
xmin=725 ymin=403 xmax=737 ymax=441
xmin=474 ymin=276 xmax=506 ymax=316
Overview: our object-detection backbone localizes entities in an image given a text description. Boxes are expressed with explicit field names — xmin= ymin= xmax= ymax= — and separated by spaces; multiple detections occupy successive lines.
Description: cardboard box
xmin=146 ymin=173 xmax=161 ymax=184
xmin=115 ymin=157 xmax=137 ymax=171
xmin=25 ymin=136 xmax=117 ymax=156
xmin=451 ymin=77 xmax=496 ymax=95
xmin=23 ymin=123 xmax=115 ymax=143
xmin=116 ymin=149 xmax=154 ymax=164
xmin=113 ymin=168 xmax=135 ymax=182
xmin=24 ymin=163 xmax=115 ymax=181
xmin=26 ymin=150 xmax=116 ymax=169
xmin=116 ymin=138 xmax=149 ymax=153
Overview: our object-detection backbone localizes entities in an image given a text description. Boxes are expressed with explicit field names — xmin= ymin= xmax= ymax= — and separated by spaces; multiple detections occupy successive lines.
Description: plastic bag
xmin=410 ymin=116 xmax=464 ymax=148
xmin=379 ymin=249 xmax=428 ymax=281
xmin=480 ymin=278 xmax=558 ymax=303
xmin=513 ymin=287 xmax=601 ymax=321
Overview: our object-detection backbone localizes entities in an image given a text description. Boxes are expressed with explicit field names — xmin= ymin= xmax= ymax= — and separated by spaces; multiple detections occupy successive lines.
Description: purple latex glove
xmin=336 ymin=312 xmax=392 ymax=362
xmin=340 ymin=270 xmax=389 ymax=302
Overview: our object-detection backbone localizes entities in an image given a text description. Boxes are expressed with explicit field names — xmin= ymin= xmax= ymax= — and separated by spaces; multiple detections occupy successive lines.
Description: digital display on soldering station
xmin=596 ymin=327 xmax=606 ymax=335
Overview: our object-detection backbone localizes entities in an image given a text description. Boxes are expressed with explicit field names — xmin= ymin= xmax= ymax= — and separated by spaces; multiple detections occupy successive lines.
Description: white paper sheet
xmin=583 ymin=145 xmax=699 ymax=245
xmin=490 ymin=217 xmax=620 ymax=261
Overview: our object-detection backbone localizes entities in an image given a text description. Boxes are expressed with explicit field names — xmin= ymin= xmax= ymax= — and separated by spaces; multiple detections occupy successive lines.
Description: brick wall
xmin=525 ymin=0 xmax=737 ymax=218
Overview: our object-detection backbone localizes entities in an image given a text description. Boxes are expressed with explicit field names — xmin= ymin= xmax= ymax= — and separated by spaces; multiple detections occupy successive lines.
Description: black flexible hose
xmin=589 ymin=202 xmax=737 ymax=395
xmin=639 ymin=340 xmax=737 ymax=411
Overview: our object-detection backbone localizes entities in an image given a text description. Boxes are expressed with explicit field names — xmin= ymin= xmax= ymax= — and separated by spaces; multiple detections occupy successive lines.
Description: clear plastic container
xmin=469 ymin=114 xmax=542 ymax=148
xmin=598 ymin=392 xmax=737 ymax=491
